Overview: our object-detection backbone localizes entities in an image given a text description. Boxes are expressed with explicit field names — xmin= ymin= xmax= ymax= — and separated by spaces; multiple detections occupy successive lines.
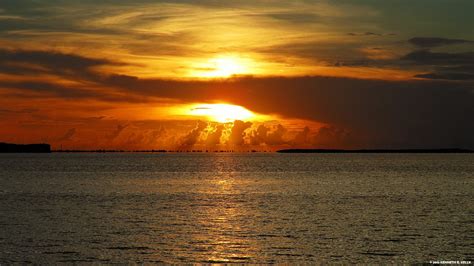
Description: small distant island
xmin=277 ymin=149 xmax=473 ymax=153
xmin=0 ymin=143 xmax=51 ymax=153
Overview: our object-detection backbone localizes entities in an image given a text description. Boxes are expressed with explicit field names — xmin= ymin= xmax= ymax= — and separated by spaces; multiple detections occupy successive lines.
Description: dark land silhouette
xmin=54 ymin=149 xmax=167 ymax=153
xmin=2 ymin=143 xmax=472 ymax=153
xmin=0 ymin=143 xmax=51 ymax=153
xmin=277 ymin=149 xmax=473 ymax=153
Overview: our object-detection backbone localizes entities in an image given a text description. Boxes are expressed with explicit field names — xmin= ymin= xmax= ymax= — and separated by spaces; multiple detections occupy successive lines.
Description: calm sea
xmin=0 ymin=153 xmax=473 ymax=263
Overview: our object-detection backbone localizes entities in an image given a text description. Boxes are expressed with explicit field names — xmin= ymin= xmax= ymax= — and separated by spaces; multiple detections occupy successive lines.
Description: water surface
xmin=0 ymin=153 xmax=473 ymax=263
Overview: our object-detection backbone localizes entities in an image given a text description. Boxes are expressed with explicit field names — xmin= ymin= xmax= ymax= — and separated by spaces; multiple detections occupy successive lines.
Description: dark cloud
xmin=248 ymin=124 xmax=290 ymax=146
xmin=6 ymin=71 xmax=473 ymax=148
xmin=205 ymin=124 xmax=224 ymax=145
xmin=228 ymin=120 xmax=252 ymax=146
xmin=179 ymin=121 xmax=207 ymax=148
xmin=247 ymin=123 xmax=293 ymax=146
xmin=414 ymin=72 xmax=474 ymax=81
xmin=291 ymin=126 xmax=310 ymax=146
xmin=249 ymin=124 xmax=270 ymax=145
xmin=0 ymin=49 xmax=113 ymax=68
xmin=265 ymin=124 xmax=287 ymax=145
xmin=0 ymin=81 xmax=96 ymax=99
xmin=402 ymin=49 xmax=474 ymax=80
xmin=402 ymin=50 xmax=474 ymax=65
xmin=364 ymin=32 xmax=382 ymax=36
xmin=0 ymin=48 xmax=120 ymax=81
xmin=312 ymin=126 xmax=350 ymax=148
xmin=333 ymin=60 xmax=372 ymax=67
xmin=217 ymin=77 xmax=474 ymax=149
xmin=438 ymin=65 xmax=474 ymax=74
xmin=409 ymin=37 xmax=473 ymax=48
xmin=0 ymin=79 xmax=157 ymax=103
xmin=0 ymin=50 xmax=143 ymax=102
xmin=347 ymin=32 xmax=386 ymax=36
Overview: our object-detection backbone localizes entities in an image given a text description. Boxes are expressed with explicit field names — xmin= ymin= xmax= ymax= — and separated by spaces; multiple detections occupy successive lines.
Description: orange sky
xmin=0 ymin=1 xmax=473 ymax=150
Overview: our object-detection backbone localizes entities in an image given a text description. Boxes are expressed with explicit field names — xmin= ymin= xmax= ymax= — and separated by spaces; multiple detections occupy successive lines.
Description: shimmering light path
xmin=0 ymin=153 xmax=473 ymax=263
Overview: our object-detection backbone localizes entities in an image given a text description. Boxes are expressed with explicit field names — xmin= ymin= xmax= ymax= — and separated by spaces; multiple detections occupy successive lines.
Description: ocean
xmin=0 ymin=153 xmax=473 ymax=263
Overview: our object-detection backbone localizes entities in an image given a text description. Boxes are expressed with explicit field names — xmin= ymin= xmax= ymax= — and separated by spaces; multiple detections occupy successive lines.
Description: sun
xmin=188 ymin=104 xmax=255 ymax=123
xmin=212 ymin=57 xmax=245 ymax=77
xmin=191 ymin=55 xmax=251 ymax=78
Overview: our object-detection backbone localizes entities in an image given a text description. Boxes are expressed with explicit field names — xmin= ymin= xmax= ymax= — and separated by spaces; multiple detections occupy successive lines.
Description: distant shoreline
xmin=52 ymin=150 xmax=269 ymax=153
xmin=277 ymin=149 xmax=474 ymax=153
xmin=1 ymin=142 xmax=473 ymax=154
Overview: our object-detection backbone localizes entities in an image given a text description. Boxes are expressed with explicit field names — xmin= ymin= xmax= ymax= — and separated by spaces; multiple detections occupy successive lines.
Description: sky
xmin=0 ymin=0 xmax=473 ymax=150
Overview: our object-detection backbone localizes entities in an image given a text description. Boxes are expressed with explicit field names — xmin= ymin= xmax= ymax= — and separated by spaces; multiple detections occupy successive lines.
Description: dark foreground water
xmin=0 ymin=153 xmax=473 ymax=263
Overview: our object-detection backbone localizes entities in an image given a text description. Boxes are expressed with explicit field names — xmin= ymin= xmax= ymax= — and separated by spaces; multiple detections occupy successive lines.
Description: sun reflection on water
xmin=187 ymin=156 xmax=260 ymax=263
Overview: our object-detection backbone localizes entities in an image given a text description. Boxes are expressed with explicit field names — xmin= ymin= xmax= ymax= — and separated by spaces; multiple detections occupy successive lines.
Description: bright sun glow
xmin=188 ymin=104 xmax=255 ymax=123
xmin=191 ymin=55 xmax=251 ymax=78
